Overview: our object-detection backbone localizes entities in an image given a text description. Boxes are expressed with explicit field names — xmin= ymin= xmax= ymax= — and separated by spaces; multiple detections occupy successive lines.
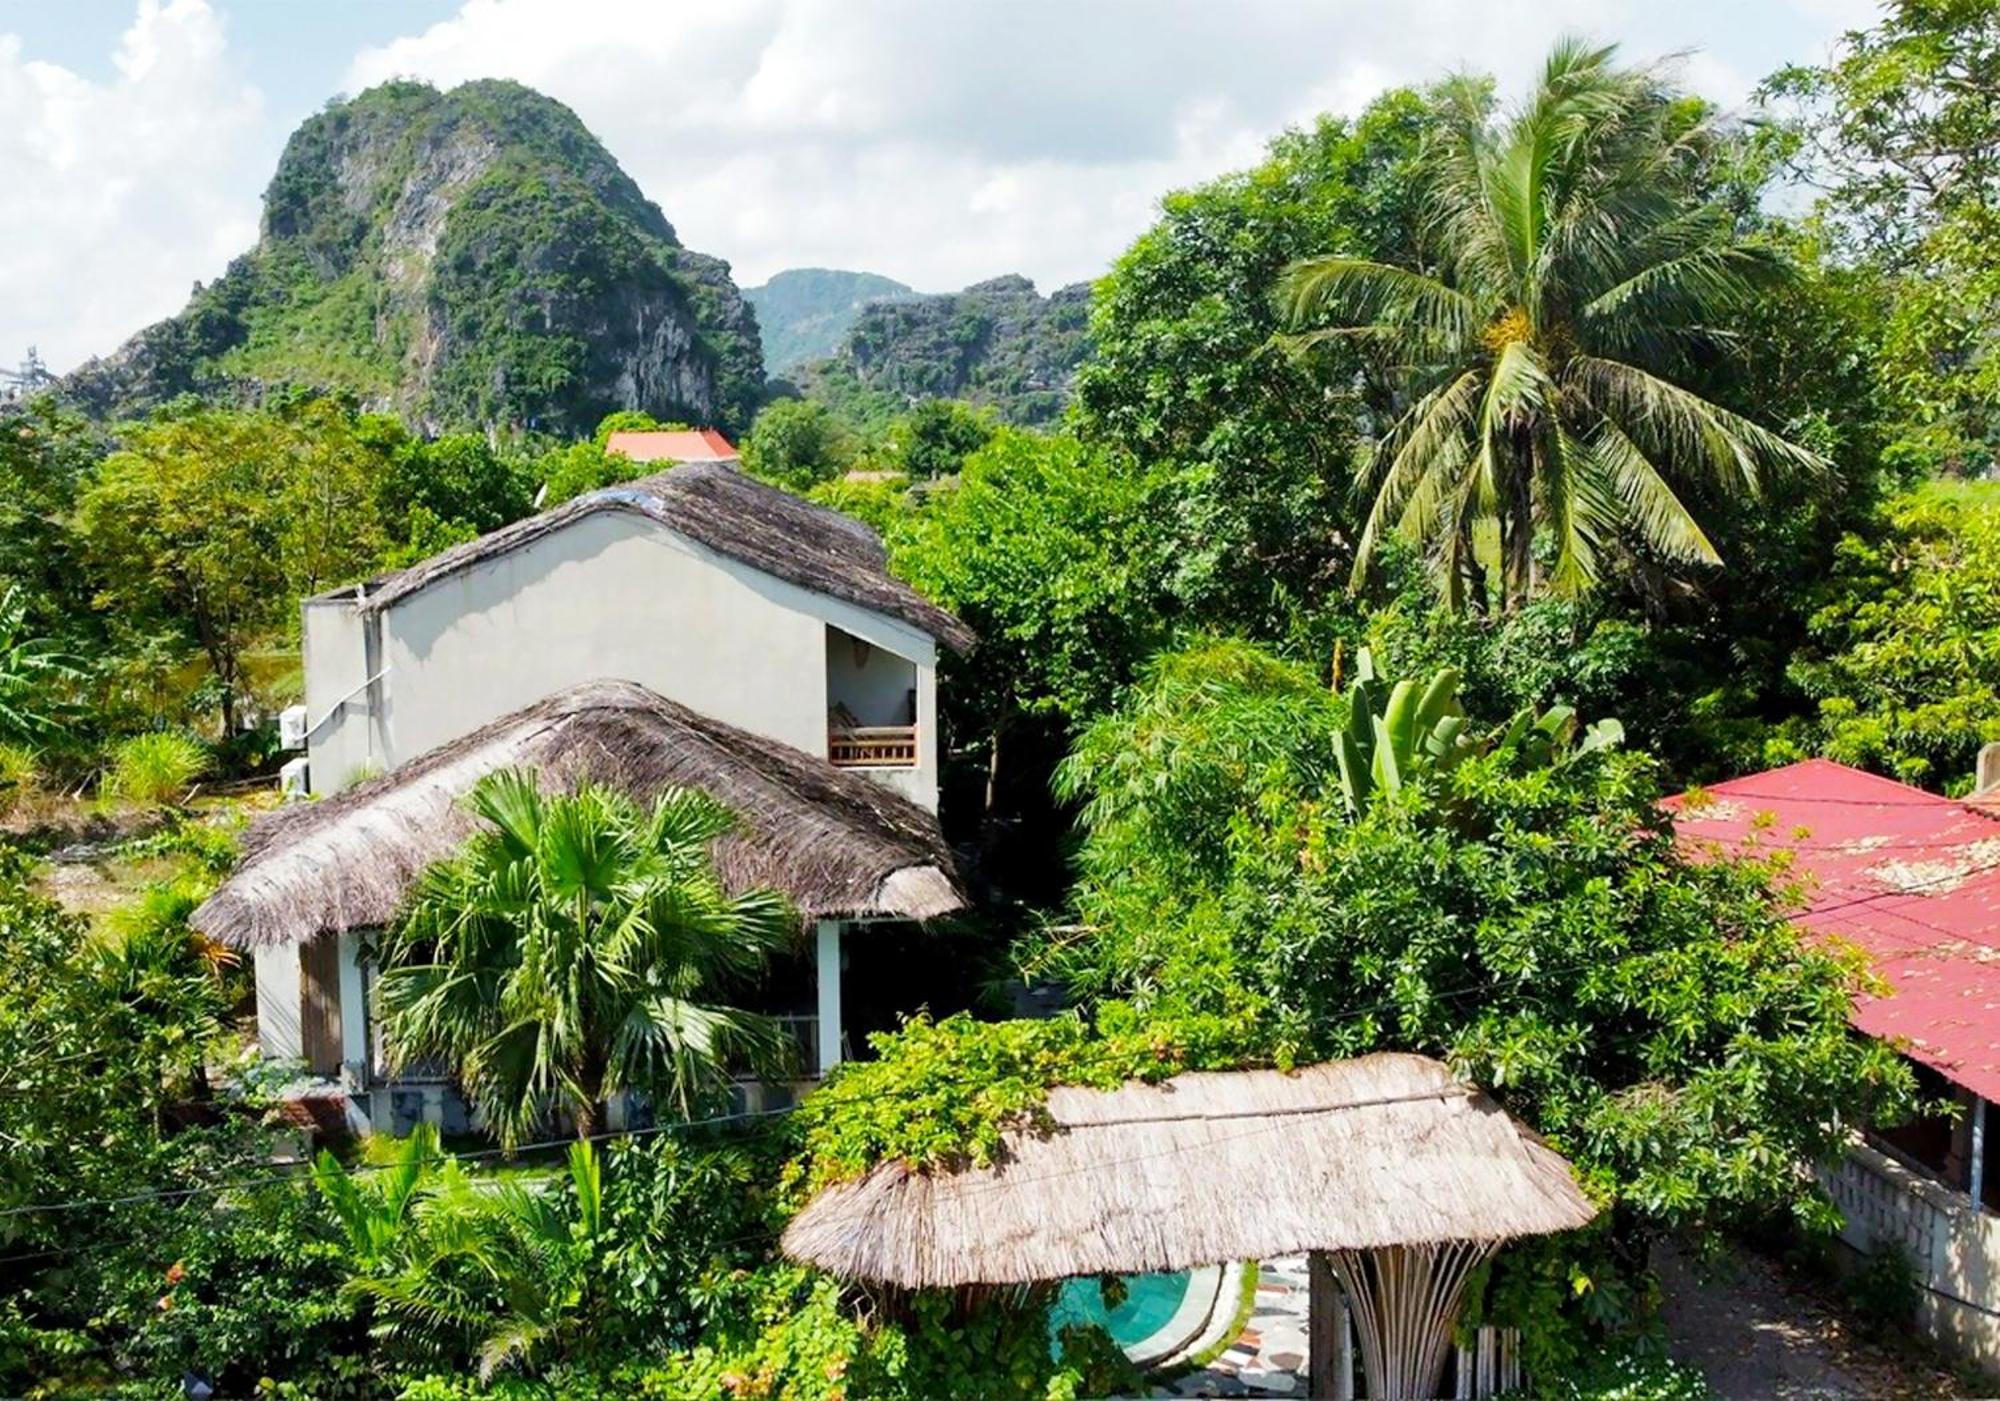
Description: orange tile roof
xmin=604 ymin=428 xmax=737 ymax=463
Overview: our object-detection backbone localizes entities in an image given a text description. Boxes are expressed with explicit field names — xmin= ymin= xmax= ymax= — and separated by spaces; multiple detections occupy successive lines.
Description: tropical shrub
xmin=0 ymin=582 xmax=75 ymax=743
xmin=321 ymin=1130 xmax=613 ymax=1380
xmin=1047 ymin=640 xmax=1914 ymax=1240
xmin=790 ymin=1005 xmax=1273 ymax=1195
xmin=378 ymin=769 xmax=792 ymax=1146
xmin=100 ymin=730 xmax=210 ymax=808
xmin=1550 ymin=1348 xmax=1714 ymax=1400
xmin=0 ymin=741 xmax=37 ymax=817
xmin=0 ymin=862 xmax=275 ymax=1393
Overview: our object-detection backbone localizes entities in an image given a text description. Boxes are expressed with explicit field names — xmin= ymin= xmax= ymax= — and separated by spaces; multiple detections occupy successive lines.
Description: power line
xmin=0 ymin=1102 xmax=796 ymax=1224
xmin=0 ymin=923 xmax=1866 ymax=1233
xmin=13 ymin=843 xmax=1990 ymax=1236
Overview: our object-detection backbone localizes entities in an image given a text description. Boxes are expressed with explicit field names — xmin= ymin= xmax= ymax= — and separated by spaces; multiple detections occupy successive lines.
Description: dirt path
xmin=1657 ymin=1239 xmax=1972 ymax=1399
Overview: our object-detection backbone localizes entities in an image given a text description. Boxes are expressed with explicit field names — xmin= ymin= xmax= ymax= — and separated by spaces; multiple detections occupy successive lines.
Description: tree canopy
xmin=1281 ymin=42 xmax=1823 ymax=609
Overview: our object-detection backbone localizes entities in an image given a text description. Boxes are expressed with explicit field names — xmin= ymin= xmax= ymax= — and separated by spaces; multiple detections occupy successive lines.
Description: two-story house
xmin=191 ymin=461 xmax=974 ymax=1134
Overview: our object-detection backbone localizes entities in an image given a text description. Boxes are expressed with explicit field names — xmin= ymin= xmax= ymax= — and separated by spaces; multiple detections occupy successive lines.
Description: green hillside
xmin=744 ymin=268 xmax=914 ymax=375
xmin=60 ymin=80 xmax=763 ymax=436
xmin=797 ymin=274 xmax=1093 ymax=426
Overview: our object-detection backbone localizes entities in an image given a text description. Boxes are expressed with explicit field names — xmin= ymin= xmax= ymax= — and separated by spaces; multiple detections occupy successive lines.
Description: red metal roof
xmin=604 ymin=428 xmax=738 ymax=463
xmin=1668 ymin=758 xmax=2000 ymax=1102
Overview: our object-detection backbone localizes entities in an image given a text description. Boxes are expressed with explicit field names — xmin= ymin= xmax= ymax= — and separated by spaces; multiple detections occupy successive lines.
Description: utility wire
xmin=0 ymin=915 xmax=1884 ymax=1233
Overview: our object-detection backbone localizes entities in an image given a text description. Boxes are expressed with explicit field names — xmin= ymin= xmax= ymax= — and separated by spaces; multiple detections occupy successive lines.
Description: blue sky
xmin=2 ymin=0 xmax=1876 ymax=374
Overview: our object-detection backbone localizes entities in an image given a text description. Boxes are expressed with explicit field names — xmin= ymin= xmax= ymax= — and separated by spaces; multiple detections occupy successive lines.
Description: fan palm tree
xmin=377 ymin=769 xmax=792 ymax=1148
xmin=1279 ymin=39 xmax=1824 ymax=610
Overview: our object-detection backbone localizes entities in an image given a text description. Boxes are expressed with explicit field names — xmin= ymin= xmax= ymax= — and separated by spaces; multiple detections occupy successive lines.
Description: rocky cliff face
xmin=61 ymin=80 xmax=763 ymax=436
xmin=802 ymin=274 xmax=1094 ymax=426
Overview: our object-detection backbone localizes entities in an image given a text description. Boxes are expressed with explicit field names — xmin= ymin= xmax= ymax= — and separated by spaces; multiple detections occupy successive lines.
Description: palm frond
xmin=1350 ymin=370 xmax=1486 ymax=590
xmin=1277 ymin=257 xmax=1479 ymax=350
xmin=1589 ymin=416 xmax=1723 ymax=566
xmin=1568 ymin=354 xmax=1826 ymax=495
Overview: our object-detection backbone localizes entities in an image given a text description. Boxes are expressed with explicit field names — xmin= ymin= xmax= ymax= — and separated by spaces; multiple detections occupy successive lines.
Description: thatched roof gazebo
xmin=783 ymin=1053 xmax=1598 ymax=1398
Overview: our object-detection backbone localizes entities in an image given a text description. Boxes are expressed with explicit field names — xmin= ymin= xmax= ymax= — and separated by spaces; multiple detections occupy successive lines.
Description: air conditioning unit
xmin=279 ymin=756 xmax=310 ymax=801
xmin=279 ymin=704 xmax=309 ymax=750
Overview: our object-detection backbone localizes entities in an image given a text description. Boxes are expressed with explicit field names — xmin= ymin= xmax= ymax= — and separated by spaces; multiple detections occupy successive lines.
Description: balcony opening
xmin=827 ymin=625 xmax=917 ymax=768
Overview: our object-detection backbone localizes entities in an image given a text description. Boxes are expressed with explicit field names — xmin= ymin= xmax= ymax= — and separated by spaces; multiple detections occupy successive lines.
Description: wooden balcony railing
xmin=829 ymin=724 xmax=918 ymax=768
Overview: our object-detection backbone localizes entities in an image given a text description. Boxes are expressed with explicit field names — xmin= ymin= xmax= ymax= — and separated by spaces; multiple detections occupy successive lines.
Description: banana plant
xmin=1333 ymin=647 xmax=1623 ymax=815
xmin=1334 ymin=647 xmax=1476 ymax=814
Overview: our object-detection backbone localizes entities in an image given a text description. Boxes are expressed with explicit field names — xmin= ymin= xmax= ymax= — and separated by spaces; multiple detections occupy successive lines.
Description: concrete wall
xmin=300 ymin=510 xmax=941 ymax=809
xmin=254 ymin=944 xmax=302 ymax=1059
xmin=375 ymin=513 xmax=831 ymax=763
xmin=302 ymin=595 xmax=378 ymax=797
xmin=1823 ymin=1138 xmax=2000 ymax=1375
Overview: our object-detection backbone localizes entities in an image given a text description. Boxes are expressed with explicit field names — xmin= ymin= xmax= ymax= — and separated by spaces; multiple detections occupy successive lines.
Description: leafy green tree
xmin=1778 ymin=483 xmax=2000 ymax=790
xmin=892 ymin=397 xmax=997 ymax=478
xmin=741 ymin=398 xmax=857 ymax=490
xmin=0 ymin=395 xmax=102 ymax=637
xmin=75 ymin=402 xmax=386 ymax=733
xmin=1075 ymin=96 xmax=1434 ymax=639
xmin=889 ymin=429 xmax=1166 ymax=816
xmin=1281 ymin=41 xmax=1823 ymax=609
xmin=1763 ymin=1 xmax=2000 ymax=259
xmin=376 ymin=427 xmax=536 ymax=538
xmin=592 ymin=409 xmax=666 ymax=445
xmin=1762 ymin=2 xmax=2000 ymax=474
xmin=378 ymin=769 xmax=791 ymax=1146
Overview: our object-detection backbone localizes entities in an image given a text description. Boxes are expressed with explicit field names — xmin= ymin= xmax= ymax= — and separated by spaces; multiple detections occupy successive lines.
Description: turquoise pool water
xmin=1049 ymin=1270 xmax=1194 ymax=1352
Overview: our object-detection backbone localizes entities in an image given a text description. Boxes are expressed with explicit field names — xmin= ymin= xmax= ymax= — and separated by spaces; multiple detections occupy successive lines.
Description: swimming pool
xmin=1049 ymin=1265 xmax=1226 ymax=1368
xmin=1051 ymin=1269 xmax=1195 ymax=1350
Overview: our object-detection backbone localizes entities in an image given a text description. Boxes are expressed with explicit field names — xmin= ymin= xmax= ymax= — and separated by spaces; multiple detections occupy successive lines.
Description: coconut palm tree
xmin=1279 ymin=39 xmax=1824 ymax=610
xmin=377 ymin=769 xmax=792 ymax=1148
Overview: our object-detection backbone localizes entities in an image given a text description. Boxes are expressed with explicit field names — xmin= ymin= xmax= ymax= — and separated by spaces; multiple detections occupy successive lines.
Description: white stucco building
xmin=193 ymin=462 xmax=973 ymax=1135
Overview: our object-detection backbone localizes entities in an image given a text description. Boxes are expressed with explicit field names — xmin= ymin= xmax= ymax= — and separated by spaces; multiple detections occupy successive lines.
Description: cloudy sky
xmin=3 ymin=0 xmax=1876 ymax=375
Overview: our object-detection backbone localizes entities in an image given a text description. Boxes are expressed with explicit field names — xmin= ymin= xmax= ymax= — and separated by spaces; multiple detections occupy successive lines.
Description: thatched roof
xmin=353 ymin=462 xmax=974 ymax=654
xmin=193 ymin=680 xmax=965 ymax=949
xmin=781 ymin=1054 xmax=1597 ymax=1288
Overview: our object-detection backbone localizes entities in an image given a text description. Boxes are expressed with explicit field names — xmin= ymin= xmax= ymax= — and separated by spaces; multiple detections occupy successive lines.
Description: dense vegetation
xmin=10 ymin=11 xmax=2000 ymax=1394
xmin=58 ymin=80 xmax=764 ymax=438
xmin=790 ymin=275 xmax=1094 ymax=428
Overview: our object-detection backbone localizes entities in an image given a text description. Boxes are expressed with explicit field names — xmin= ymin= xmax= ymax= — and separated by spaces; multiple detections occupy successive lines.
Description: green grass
xmin=99 ymin=731 xmax=210 ymax=809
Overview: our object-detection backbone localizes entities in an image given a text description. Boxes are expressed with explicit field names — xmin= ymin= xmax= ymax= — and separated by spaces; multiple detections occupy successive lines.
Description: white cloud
xmin=0 ymin=0 xmax=1865 ymax=372
xmin=0 ymin=0 xmax=264 ymax=374
xmin=345 ymin=0 xmax=1808 ymax=298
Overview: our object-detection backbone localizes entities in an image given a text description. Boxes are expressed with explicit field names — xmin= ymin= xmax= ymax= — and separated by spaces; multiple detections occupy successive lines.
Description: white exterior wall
xmin=253 ymin=945 xmax=302 ymax=1059
xmin=302 ymin=596 xmax=378 ymax=797
xmin=861 ymin=661 xmax=937 ymax=809
xmin=297 ymin=510 xmax=940 ymax=809
xmin=337 ymin=933 xmax=369 ymax=1087
xmin=1823 ymin=1137 xmax=2000 ymax=1375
